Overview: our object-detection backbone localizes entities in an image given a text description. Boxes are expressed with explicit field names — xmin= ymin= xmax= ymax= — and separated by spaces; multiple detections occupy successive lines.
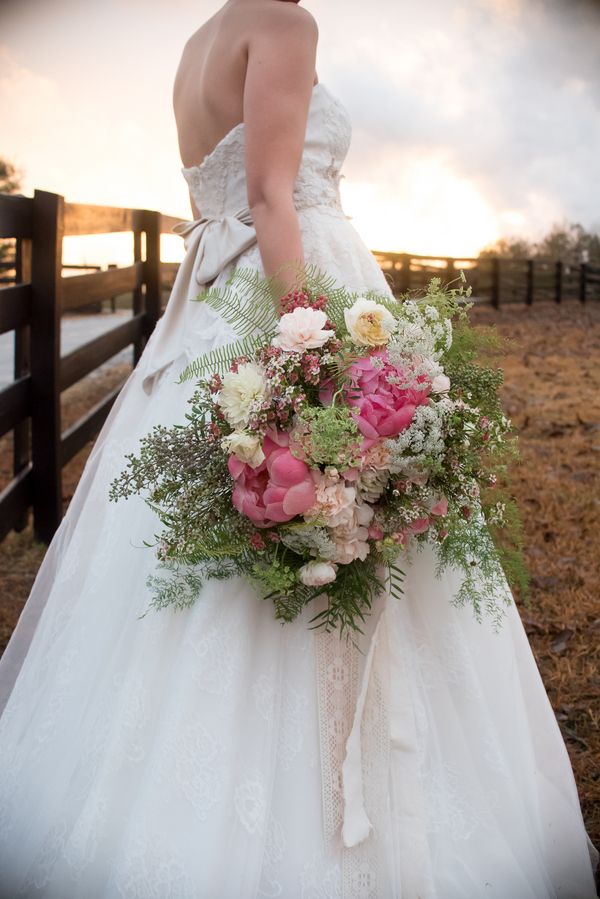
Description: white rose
xmin=431 ymin=373 xmax=451 ymax=394
xmin=298 ymin=560 xmax=339 ymax=587
xmin=218 ymin=362 xmax=269 ymax=429
xmin=221 ymin=430 xmax=265 ymax=467
xmin=344 ymin=298 xmax=396 ymax=346
xmin=272 ymin=307 xmax=334 ymax=353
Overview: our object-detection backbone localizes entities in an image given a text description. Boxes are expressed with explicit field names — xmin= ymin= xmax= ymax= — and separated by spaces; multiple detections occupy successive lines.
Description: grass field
xmin=1 ymin=298 xmax=599 ymax=850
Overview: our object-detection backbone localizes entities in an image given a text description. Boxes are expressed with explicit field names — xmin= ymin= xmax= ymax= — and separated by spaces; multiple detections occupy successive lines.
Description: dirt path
xmin=1 ymin=298 xmax=599 ymax=848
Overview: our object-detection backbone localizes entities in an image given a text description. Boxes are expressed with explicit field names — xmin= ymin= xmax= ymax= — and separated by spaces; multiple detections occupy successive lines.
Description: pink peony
xmin=320 ymin=350 xmax=431 ymax=449
xmin=228 ymin=428 xmax=316 ymax=527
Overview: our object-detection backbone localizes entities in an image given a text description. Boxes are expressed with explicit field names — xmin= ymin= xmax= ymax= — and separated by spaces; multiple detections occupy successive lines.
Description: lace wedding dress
xmin=0 ymin=81 xmax=598 ymax=899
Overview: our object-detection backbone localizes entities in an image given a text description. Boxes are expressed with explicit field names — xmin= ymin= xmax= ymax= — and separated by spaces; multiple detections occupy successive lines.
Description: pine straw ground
xmin=0 ymin=299 xmax=599 ymax=851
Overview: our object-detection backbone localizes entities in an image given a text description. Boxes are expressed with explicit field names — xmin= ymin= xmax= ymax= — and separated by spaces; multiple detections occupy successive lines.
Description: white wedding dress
xmin=0 ymin=81 xmax=598 ymax=899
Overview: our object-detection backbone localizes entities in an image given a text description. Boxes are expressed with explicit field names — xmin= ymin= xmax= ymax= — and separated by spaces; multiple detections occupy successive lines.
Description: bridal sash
xmin=139 ymin=207 xmax=257 ymax=395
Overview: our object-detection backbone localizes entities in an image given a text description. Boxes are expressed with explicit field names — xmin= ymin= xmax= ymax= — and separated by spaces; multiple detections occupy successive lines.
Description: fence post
xmin=13 ymin=236 xmax=32 ymax=532
xmin=525 ymin=259 xmax=534 ymax=305
xmin=554 ymin=260 xmax=563 ymax=304
xmin=143 ymin=210 xmax=162 ymax=339
xmin=132 ymin=226 xmax=144 ymax=365
xmin=399 ymin=253 xmax=411 ymax=295
xmin=30 ymin=189 xmax=64 ymax=543
xmin=579 ymin=263 xmax=587 ymax=303
xmin=491 ymin=257 xmax=500 ymax=308
xmin=107 ymin=262 xmax=117 ymax=312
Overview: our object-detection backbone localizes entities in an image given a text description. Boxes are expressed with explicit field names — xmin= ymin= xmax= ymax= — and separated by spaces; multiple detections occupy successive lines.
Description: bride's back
xmin=173 ymin=0 xmax=317 ymax=170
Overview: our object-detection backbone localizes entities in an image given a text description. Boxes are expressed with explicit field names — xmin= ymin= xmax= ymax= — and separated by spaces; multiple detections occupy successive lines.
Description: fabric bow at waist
xmin=139 ymin=207 xmax=257 ymax=395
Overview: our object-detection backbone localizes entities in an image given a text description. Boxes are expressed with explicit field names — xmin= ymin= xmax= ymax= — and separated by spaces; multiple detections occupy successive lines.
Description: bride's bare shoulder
xmin=247 ymin=0 xmax=318 ymax=36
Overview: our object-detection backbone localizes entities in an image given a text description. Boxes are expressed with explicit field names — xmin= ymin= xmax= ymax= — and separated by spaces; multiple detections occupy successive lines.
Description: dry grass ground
xmin=0 ymin=299 xmax=599 ymax=851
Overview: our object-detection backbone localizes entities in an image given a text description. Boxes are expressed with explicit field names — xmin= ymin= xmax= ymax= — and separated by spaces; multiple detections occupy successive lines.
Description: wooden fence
xmin=372 ymin=251 xmax=600 ymax=306
xmin=1 ymin=190 xmax=599 ymax=546
xmin=0 ymin=189 xmax=179 ymax=544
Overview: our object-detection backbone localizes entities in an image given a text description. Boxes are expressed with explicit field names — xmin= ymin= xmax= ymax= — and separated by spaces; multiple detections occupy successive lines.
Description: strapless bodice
xmin=180 ymin=83 xmax=352 ymax=219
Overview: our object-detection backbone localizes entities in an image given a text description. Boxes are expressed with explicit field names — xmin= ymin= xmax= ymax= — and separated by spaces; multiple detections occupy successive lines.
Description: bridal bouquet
xmin=109 ymin=266 xmax=529 ymax=634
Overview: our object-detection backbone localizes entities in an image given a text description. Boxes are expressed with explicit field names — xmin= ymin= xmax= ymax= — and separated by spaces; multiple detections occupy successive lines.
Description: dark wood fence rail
xmin=0 ymin=189 xmax=180 ymax=544
xmin=372 ymin=251 xmax=600 ymax=307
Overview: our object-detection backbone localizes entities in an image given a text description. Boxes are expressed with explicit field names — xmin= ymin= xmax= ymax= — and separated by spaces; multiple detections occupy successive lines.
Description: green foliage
xmin=307 ymin=557 xmax=383 ymax=639
xmin=251 ymin=557 xmax=298 ymax=597
xmin=405 ymin=272 xmax=473 ymax=317
xmin=432 ymin=506 xmax=520 ymax=632
xmin=291 ymin=404 xmax=361 ymax=468
xmin=193 ymin=267 xmax=280 ymax=338
xmin=177 ymin=334 xmax=265 ymax=382
xmin=142 ymin=564 xmax=205 ymax=616
xmin=386 ymin=561 xmax=406 ymax=601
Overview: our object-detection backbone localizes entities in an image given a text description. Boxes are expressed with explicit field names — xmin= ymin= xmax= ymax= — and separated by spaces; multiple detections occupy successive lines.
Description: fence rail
xmin=372 ymin=250 xmax=600 ymax=306
xmin=1 ymin=190 xmax=598 ymax=546
xmin=0 ymin=190 xmax=178 ymax=544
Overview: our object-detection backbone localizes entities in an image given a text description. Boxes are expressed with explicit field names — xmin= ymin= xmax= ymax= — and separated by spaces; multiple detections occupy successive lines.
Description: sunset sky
xmin=1 ymin=0 xmax=599 ymax=266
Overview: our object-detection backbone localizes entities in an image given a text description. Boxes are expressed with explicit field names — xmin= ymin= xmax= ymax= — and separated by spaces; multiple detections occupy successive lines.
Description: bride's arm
xmin=243 ymin=3 xmax=318 ymax=297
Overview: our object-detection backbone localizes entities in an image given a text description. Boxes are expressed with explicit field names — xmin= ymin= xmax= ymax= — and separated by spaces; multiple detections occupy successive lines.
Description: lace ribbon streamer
xmin=340 ymin=610 xmax=385 ymax=848
xmin=314 ymin=594 xmax=392 ymax=898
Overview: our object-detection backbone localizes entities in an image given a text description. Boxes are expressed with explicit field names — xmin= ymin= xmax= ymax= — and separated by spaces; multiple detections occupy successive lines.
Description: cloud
xmin=311 ymin=0 xmax=600 ymax=241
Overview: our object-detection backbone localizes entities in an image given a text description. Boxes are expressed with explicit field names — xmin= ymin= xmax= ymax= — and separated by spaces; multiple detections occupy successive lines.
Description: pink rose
xmin=407 ymin=517 xmax=431 ymax=535
xmin=430 ymin=495 xmax=448 ymax=516
xmin=228 ymin=428 xmax=316 ymax=527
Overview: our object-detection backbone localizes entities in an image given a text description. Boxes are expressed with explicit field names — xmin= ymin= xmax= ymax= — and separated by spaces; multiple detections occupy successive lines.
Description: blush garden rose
xmin=272 ymin=306 xmax=334 ymax=352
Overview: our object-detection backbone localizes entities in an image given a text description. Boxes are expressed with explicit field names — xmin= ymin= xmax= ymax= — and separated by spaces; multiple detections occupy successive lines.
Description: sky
xmin=1 ymin=0 xmax=599 ymax=266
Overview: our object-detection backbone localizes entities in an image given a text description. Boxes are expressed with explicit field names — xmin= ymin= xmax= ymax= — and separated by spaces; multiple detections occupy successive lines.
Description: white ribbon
xmin=139 ymin=208 xmax=257 ymax=395
xmin=340 ymin=607 xmax=386 ymax=849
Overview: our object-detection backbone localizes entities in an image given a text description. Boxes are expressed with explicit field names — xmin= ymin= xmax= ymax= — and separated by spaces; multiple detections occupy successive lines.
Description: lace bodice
xmin=181 ymin=83 xmax=352 ymax=219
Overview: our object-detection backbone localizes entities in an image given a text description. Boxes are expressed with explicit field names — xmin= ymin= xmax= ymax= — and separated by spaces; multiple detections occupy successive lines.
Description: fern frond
xmin=197 ymin=267 xmax=279 ymax=339
xmin=387 ymin=562 xmax=406 ymax=600
xmin=176 ymin=532 xmax=247 ymax=563
xmin=177 ymin=334 xmax=266 ymax=382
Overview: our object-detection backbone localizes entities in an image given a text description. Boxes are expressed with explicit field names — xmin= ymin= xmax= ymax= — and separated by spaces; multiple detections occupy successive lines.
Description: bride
xmin=0 ymin=1 xmax=598 ymax=896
